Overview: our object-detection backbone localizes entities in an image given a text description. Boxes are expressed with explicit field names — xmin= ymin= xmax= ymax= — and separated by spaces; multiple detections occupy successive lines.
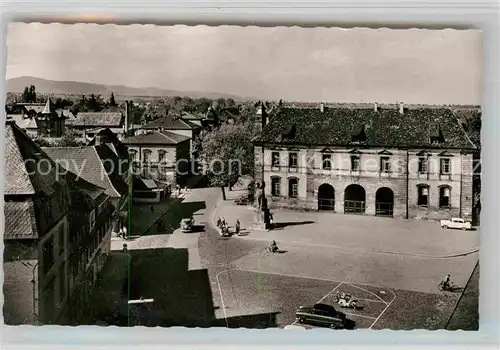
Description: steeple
xmin=42 ymin=98 xmax=53 ymax=114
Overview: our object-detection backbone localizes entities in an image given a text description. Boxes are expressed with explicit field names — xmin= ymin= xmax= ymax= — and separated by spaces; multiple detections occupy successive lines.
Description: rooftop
xmin=124 ymin=130 xmax=190 ymax=145
xmin=254 ymin=106 xmax=476 ymax=149
xmin=143 ymin=115 xmax=201 ymax=131
xmin=67 ymin=112 xmax=123 ymax=127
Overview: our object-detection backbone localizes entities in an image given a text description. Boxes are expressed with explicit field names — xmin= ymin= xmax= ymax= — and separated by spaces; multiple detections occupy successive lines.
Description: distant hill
xmin=7 ymin=76 xmax=248 ymax=101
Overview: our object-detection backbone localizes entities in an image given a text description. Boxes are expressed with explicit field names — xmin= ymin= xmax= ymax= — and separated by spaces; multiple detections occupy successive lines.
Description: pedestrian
xmin=235 ymin=219 xmax=241 ymax=235
xmin=269 ymin=213 xmax=274 ymax=230
xmin=221 ymin=217 xmax=226 ymax=227
xmin=217 ymin=217 xmax=222 ymax=228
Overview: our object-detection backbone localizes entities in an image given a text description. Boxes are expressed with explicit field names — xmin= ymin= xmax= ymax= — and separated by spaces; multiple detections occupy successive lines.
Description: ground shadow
xmin=273 ymin=221 xmax=315 ymax=230
xmin=84 ymin=247 xmax=280 ymax=328
xmin=212 ymin=311 xmax=280 ymax=328
xmin=143 ymin=200 xmax=207 ymax=236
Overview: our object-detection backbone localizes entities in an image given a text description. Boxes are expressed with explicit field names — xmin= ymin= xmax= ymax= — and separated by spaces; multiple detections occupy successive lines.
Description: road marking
xmin=215 ymin=270 xmax=229 ymax=328
xmin=236 ymin=267 xmax=348 ymax=284
xmin=344 ymin=312 xmax=377 ymax=320
xmin=368 ymin=288 xmax=397 ymax=329
xmin=316 ymin=282 xmax=343 ymax=303
xmin=347 ymin=283 xmax=388 ymax=305
xmin=354 ymin=298 xmax=387 ymax=304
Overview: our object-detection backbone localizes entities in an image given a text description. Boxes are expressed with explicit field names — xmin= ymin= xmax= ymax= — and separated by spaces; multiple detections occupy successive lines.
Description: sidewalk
xmin=213 ymin=187 xmax=479 ymax=258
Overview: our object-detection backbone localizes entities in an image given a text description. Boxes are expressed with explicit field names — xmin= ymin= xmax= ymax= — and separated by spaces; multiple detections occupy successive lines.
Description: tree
xmin=58 ymin=133 xmax=83 ymax=147
xmin=198 ymin=121 xmax=256 ymax=200
xmin=108 ymin=92 xmax=118 ymax=107
xmin=29 ymin=85 xmax=36 ymax=102
xmin=22 ymin=87 xmax=31 ymax=103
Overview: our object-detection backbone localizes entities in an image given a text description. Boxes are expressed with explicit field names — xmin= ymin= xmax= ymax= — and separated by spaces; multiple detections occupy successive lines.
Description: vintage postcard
xmin=3 ymin=23 xmax=481 ymax=330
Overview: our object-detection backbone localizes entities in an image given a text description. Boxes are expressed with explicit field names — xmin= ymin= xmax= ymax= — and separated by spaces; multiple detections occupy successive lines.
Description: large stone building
xmin=252 ymin=102 xmax=477 ymax=220
xmin=3 ymin=120 xmax=114 ymax=325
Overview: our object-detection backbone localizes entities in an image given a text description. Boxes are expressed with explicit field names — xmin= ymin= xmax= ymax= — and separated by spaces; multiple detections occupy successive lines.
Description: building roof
xmin=6 ymin=115 xmax=38 ymax=130
xmin=87 ymin=128 xmax=131 ymax=161
xmin=42 ymin=98 xmax=53 ymax=114
xmin=4 ymin=200 xmax=39 ymax=239
xmin=143 ymin=115 xmax=201 ymax=131
xmin=180 ymin=112 xmax=204 ymax=120
xmin=5 ymin=120 xmax=65 ymax=196
xmin=42 ymin=146 xmax=123 ymax=198
xmin=254 ymin=106 xmax=477 ymax=149
xmin=123 ymin=130 xmax=190 ymax=145
xmin=67 ymin=112 xmax=123 ymax=127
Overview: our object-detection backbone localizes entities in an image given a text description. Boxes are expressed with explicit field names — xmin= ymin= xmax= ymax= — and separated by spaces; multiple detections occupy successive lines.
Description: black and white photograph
xmin=3 ymin=23 xmax=481 ymax=330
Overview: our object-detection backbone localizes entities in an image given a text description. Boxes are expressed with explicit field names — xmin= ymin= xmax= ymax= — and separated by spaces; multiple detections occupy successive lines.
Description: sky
xmin=6 ymin=23 xmax=482 ymax=104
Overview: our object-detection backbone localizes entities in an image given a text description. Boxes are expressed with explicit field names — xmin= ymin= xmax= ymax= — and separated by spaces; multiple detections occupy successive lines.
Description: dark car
xmin=295 ymin=303 xmax=354 ymax=329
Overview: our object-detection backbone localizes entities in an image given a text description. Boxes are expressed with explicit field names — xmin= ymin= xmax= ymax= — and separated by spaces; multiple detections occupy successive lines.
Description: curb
xmin=212 ymin=200 xmax=479 ymax=259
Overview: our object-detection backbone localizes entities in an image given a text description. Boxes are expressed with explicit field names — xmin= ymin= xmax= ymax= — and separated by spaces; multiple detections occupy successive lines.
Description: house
xmin=140 ymin=114 xmax=201 ymax=160
xmin=6 ymin=99 xmax=65 ymax=137
xmin=42 ymin=144 xmax=130 ymax=213
xmin=66 ymin=112 xmax=125 ymax=140
xmin=124 ymin=130 xmax=191 ymax=188
xmin=180 ymin=111 xmax=205 ymax=126
xmin=252 ymin=102 xmax=477 ymax=220
xmin=3 ymin=120 xmax=113 ymax=325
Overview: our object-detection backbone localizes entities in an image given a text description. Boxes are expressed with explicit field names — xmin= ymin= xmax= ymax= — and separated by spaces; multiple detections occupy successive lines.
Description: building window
xmin=43 ymin=237 xmax=55 ymax=274
xmin=380 ymin=157 xmax=391 ymax=172
xmin=418 ymin=157 xmax=428 ymax=174
xmin=417 ymin=185 xmax=429 ymax=206
xmin=58 ymin=263 xmax=66 ymax=305
xmin=128 ymin=149 xmax=137 ymax=160
xmin=89 ymin=210 xmax=96 ymax=231
xmin=322 ymin=154 xmax=332 ymax=170
xmin=288 ymin=178 xmax=298 ymax=198
xmin=440 ymin=158 xmax=451 ymax=174
xmin=143 ymin=149 xmax=152 ymax=163
xmin=271 ymin=152 xmax=280 ymax=167
xmin=351 ymin=155 xmax=360 ymax=171
xmin=289 ymin=152 xmax=298 ymax=168
xmin=439 ymin=186 xmax=451 ymax=208
xmin=271 ymin=177 xmax=281 ymax=196
xmin=158 ymin=150 xmax=166 ymax=163
xmin=58 ymin=224 xmax=65 ymax=256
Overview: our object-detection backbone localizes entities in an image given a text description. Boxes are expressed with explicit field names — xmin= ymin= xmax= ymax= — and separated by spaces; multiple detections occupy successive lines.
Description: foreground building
xmin=3 ymin=120 xmax=113 ymax=325
xmin=252 ymin=102 xmax=477 ymax=220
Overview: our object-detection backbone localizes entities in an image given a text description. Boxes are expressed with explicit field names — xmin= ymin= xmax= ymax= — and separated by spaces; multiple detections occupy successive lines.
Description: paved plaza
xmin=89 ymin=180 xmax=479 ymax=329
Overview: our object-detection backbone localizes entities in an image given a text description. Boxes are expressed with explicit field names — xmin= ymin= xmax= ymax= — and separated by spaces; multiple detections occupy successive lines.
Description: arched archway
xmin=318 ymin=183 xmax=335 ymax=211
xmin=375 ymin=187 xmax=394 ymax=217
xmin=344 ymin=184 xmax=366 ymax=214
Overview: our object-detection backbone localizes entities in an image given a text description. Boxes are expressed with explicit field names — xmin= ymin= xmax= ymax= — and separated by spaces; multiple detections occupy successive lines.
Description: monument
xmin=252 ymin=181 xmax=271 ymax=231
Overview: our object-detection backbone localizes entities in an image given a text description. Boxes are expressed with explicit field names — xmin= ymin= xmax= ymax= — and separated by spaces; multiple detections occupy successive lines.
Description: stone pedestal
xmin=251 ymin=207 xmax=269 ymax=231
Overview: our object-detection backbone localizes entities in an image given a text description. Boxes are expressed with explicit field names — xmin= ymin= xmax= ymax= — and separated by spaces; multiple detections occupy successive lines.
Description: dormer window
xmin=289 ymin=152 xmax=298 ymax=168
xmin=430 ymin=127 xmax=445 ymax=145
xmin=351 ymin=126 xmax=367 ymax=143
xmin=282 ymin=124 xmax=296 ymax=139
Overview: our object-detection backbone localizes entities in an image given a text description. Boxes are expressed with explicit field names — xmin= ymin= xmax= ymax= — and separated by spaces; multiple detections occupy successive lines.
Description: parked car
xmin=295 ymin=303 xmax=354 ymax=329
xmin=180 ymin=217 xmax=194 ymax=232
xmin=440 ymin=218 xmax=472 ymax=230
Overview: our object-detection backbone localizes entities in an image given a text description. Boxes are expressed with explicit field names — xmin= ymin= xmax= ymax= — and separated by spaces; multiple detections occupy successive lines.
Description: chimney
xmin=124 ymin=100 xmax=130 ymax=134
xmin=320 ymin=102 xmax=325 ymax=113
xmin=399 ymin=101 xmax=404 ymax=114
xmin=374 ymin=102 xmax=379 ymax=112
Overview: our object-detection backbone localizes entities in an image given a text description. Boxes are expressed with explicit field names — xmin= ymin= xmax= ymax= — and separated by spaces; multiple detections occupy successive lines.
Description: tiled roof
xmin=88 ymin=128 xmax=131 ymax=161
xmin=95 ymin=144 xmax=130 ymax=196
xmin=6 ymin=115 xmax=38 ymax=130
xmin=5 ymin=121 xmax=64 ymax=195
xmin=67 ymin=112 xmax=123 ymax=127
xmin=254 ymin=107 xmax=476 ymax=149
xmin=143 ymin=115 xmax=201 ymax=130
xmin=3 ymin=200 xmax=38 ymax=239
xmin=42 ymin=146 xmax=122 ymax=198
xmin=123 ymin=130 xmax=190 ymax=145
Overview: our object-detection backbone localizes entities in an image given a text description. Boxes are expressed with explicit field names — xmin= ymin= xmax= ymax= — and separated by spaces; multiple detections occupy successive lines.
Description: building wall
xmin=258 ymin=145 xmax=473 ymax=220
xmin=128 ymin=141 xmax=191 ymax=185
xmin=3 ymin=244 xmax=39 ymax=325
xmin=37 ymin=215 xmax=70 ymax=324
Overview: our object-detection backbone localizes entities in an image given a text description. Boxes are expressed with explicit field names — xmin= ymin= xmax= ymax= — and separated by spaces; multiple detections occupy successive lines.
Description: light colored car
xmin=180 ymin=217 xmax=194 ymax=232
xmin=440 ymin=217 xmax=472 ymax=230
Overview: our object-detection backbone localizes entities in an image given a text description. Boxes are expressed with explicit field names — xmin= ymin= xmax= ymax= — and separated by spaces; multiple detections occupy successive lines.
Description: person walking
xmin=235 ymin=219 xmax=241 ymax=235
xmin=217 ymin=217 xmax=222 ymax=228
